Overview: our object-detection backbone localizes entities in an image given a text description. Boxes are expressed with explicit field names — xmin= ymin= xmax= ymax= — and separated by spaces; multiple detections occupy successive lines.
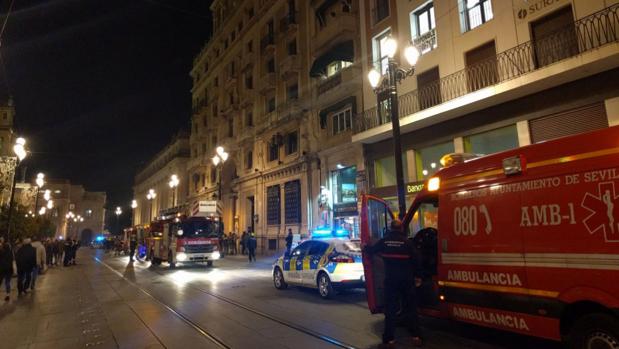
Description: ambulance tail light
xmin=330 ymin=254 xmax=354 ymax=263
xmin=428 ymin=177 xmax=440 ymax=192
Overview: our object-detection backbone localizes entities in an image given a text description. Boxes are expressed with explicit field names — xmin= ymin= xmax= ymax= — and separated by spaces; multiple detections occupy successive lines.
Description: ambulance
xmin=361 ymin=126 xmax=619 ymax=349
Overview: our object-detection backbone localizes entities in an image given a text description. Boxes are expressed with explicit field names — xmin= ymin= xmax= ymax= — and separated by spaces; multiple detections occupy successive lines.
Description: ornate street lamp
xmin=6 ymin=137 xmax=28 ymax=241
xmin=367 ymin=37 xmax=420 ymax=219
xmin=168 ymin=174 xmax=180 ymax=207
xmin=211 ymin=146 xmax=229 ymax=201
xmin=34 ymin=172 xmax=45 ymax=214
xmin=146 ymin=189 xmax=156 ymax=222
xmin=115 ymin=206 xmax=122 ymax=234
xmin=131 ymin=199 xmax=137 ymax=225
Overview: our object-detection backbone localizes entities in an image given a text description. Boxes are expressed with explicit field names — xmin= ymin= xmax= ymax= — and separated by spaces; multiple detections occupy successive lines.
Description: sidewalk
xmin=0 ymin=250 xmax=220 ymax=349
xmin=218 ymin=251 xmax=280 ymax=270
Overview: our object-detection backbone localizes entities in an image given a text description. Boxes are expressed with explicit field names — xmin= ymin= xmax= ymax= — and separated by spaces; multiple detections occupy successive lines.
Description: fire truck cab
xmin=147 ymin=215 xmax=222 ymax=268
xmin=361 ymin=126 xmax=619 ymax=349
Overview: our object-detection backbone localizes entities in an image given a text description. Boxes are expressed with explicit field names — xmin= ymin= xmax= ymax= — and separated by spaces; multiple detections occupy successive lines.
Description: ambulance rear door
xmin=360 ymin=195 xmax=394 ymax=314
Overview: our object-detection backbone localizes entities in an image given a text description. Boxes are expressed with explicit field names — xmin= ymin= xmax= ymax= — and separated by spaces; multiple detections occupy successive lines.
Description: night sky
xmin=0 ymin=0 xmax=212 ymax=227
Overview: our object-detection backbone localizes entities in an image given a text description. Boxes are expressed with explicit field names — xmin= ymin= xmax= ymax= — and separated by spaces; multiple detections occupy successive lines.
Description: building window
xmin=464 ymin=125 xmax=518 ymax=155
xmin=286 ymin=131 xmax=298 ymax=155
xmin=203 ymin=115 xmax=207 ymax=127
xmin=332 ymin=107 xmax=352 ymax=135
xmin=210 ymin=168 xmax=217 ymax=185
xmin=415 ymin=141 xmax=454 ymax=179
xmin=267 ymin=97 xmax=276 ymax=113
xmin=231 ymin=31 xmax=236 ymax=42
xmin=85 ymin=209 xmax=93 ymax=218
xmin=373 ymin=29 xmax=391 ymax=74
xmin=246 ymin=150 xmax=253 ymax=169
xmin=214 ymin=77 xmax=218 ymax=87
xmin=461 ymin=0 xmax=493 ymax=32
xmin=267 ymin=185 xmax=281 ymax=225
xmin=228 ymin=119 xmax=234 ymax=137
xmin=248 ymin=7 xmax=254 ymax=18
xmin=202 ymin=143 xmax=207 ymax=154
xmin=287 ymin=84 xmax=298 ymax=101
xmin=247 ymin=40 xmax=253 ymax=53
xmin=245 ymin=72 xmax=253 ymax=89
xmin=326 ymin=61 xmax=352 ymax=77
xmin=374 ymin=0 xmax=389 ymax=24
xmin=211 ymin=136 xmax=217 ymax=148
xmin=212 ymin=103 xmax=218 ymax=117
xmin=411 ymin=2 xmax=437 ymax=53
xmin=284 ymin=180 xmax=301 ymax=224
xmin=374 ymin=155 xmax=408 ymax=187
xmin=245 ymin=111 xmax=253 ymax=127
xmin=288 ymin=40 xmax=297 ymax=55
xmin=267 ymin=58 xmax=275 ymax=73
xmin=268 ymin=142 xmax=279 ymax=162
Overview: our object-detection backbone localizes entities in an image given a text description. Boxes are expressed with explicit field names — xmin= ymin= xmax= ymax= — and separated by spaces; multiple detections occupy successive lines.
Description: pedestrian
xmin=15 ymin=238 xmax=36 ymax=296
xmin=129 ymin=232 xmax=137 ymax=262
xmin=285 ymin=229 xmax=293 ymax=255
xmin=54 ymin=239 xmax=63 ymax=265
xmin=45 ymin=239 xmax=53 ymax=266
xmin=247 ymin=233 xmax=257 ymax=262
xmin=63 ymin=238 xmax=73 ymax=266
xmin=52 ymin=239 xmax=60 ymax=266
xmin=0 ymin=237 xmax=14 ymax=301
xmin=72 ymin=240 xmax=80 ymax=265
xmin=232 ymin=232 xmax=238 ymax=255
xmin=363 ymin=219 xmax=422 ymax=348
xmin=217 ymin=230 xmax=225 ymax=258
xmin=240 ymin=231 xmax=247 ymax=255
xmin=226 ymin=232 xmax=233 ymax=255
xmin=30 ymin=236 xmax=46 ymax=290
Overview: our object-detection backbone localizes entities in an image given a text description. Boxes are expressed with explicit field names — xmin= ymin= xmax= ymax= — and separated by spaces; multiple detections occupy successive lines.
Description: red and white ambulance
xmin=361 ymin=126 xmax=619 ymax=349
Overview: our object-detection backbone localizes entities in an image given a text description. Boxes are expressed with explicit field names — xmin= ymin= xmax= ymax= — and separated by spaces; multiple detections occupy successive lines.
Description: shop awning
xmin=310 ymin=40 xmax=354 ymax=78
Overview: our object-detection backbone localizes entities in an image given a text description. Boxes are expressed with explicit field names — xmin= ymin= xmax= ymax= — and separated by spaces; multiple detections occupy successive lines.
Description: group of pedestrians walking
xmin=0 ymin=236 xmax=80 ymax=301
xmin=217 ymin=231 xmax=257 ymax=262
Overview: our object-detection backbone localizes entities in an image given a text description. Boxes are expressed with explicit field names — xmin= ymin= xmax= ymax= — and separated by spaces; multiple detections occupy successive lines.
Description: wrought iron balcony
xmin=355 ymin=3 xmax=619 ymax=134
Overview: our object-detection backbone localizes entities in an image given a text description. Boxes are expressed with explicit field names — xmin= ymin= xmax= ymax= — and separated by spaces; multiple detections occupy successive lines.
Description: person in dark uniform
xmin=285 ymin=229 xmax=293 ymax=255
xmin=129 ymin=233 xmax=137 ymax=262
xmin=364 ymin=219 xmax=422 ymax=348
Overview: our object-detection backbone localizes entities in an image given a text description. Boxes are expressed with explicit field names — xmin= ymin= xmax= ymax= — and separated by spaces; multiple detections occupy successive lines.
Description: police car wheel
xmin=273 ymin=268 xmax=287 ymax=290
xmin=569 ymin=313 xmax=619 ymax=349
xmin=317 ymin=273 xmax=334 ymax=299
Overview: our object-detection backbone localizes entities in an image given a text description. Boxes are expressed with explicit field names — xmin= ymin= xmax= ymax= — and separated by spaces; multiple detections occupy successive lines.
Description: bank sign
xmin=517 ymin=0 xmax=565 ymax=20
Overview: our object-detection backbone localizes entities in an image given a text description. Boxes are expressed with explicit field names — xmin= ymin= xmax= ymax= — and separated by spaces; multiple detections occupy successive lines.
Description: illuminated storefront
xmin=331 ymin=166 xmax=359 ymax=238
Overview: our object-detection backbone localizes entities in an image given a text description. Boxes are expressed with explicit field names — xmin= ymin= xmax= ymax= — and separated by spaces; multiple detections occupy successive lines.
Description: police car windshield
xmin=337 ymin=240 xmax=361 ymax=253
xmin=178 ymin=220 xmax=219 ymax=238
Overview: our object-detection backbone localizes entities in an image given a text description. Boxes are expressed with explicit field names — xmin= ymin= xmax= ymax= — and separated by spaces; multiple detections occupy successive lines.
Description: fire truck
xmin=361 ymin=126 xmax=619 ymax=349
xmin=146 ymin=215 xmax=222 ymax=267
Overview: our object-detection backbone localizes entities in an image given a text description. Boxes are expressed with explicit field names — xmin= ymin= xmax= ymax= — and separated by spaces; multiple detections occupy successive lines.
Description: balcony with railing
xmin=354 ymin=4 xmax=619 ymax=136
xmin=258 ymin=72 xmax=276 ymax=94
xmin=413 ymin=28 xmax=437 ymax=54
xmin=312 ymin=12 xmax=356 ymax=54
xmin=316 ymin=65 xmax=362 ymax=100
xmin=280 ymin=12 xmax=298 ymax=37
xmin=280 ymin=54 xmax=301 ymax=79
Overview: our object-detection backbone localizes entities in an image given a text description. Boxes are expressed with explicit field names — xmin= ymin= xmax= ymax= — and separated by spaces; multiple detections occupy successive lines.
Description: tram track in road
xmin=95 ymin=256 xmax=360 ymax=349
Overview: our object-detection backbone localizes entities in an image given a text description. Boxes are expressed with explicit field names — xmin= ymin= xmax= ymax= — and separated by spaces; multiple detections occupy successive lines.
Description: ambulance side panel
xmin=518 ymin=143 xmax=619 ymax=337
xmin=439 ymin=174 xmax=550 ymax=338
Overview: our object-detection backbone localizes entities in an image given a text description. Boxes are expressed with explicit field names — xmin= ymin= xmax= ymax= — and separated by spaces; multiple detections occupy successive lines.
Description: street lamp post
xmin=367 ymin=38 xmax=420 ymax=219
xmin=211 ymin=146 xmax=229 ymax=201
xmin=34 ymin=172 xmax=45 ymax=213
xmin=146 ymin=189 xmax=156 ymax=222
xmin=168 ymin=174 xmax=179 ymax=208
xmin=115 ymin=206 xmax=122 ymax=234
xmin=6 ymin=137 xmax=28 ymax=241
xmin=131 ymin=199 xmax=137 ymax=225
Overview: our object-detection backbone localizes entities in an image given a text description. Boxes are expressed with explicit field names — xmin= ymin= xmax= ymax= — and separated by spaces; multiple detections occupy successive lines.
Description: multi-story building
xmin=356 ymin=0 xmax=619 ymax=216
xmin=189 ymin=0 xmax=365 ymax=253
xmin=0 ymin=97 xmax=16 ymax=207
xmin=132 ymin=131 xmax=190 ymax=225
xmin=15 ymin=179 xmax=107 ymax=241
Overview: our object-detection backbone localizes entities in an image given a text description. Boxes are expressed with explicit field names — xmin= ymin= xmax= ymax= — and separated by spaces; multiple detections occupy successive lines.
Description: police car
xmin=272 ymin=235 xmax=364 ymax=299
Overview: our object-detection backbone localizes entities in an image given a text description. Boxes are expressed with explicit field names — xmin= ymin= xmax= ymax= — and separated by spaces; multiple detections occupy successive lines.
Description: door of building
xmin=531 ymin=5 xmax=578 ymax=68
xmin=417 ymin=66 xmax=441 ymax=110
xmin=465 ymin=40 xmax=497 ymax=92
